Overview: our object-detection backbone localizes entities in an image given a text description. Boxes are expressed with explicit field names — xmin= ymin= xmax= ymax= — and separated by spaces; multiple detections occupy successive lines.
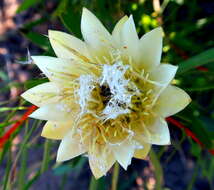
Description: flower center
xmin=99 ymin=84 xmax=112 ymax=106
xmin=76 ymin=62 xmax=139 ymax=119
xmin=74 ymin=61 xmax=157 ymax=146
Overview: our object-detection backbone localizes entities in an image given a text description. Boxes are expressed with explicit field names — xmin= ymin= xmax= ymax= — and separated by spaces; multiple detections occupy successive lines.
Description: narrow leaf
xmin=177 ymin=48 xmax=214 ymax=74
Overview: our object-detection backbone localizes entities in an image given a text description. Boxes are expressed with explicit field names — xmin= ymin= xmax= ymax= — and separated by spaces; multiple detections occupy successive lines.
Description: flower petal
xmin=133 ymin=136 xmax=151 ymax=159
xmin=57 ymin=132 xmax=86 ymax=162
xmin=149 ymin=64 xmax=178 ymax=86
xmin=31 ymin=56 xmax=96 ymax=83
xmin=41 ymin=121 xmax=72 ymax=140
xmin=21 ymin=82 xmax=59 ymax=107
xmin=110 ymin=139 xmax=135 ymax=170
xmin=134 ymin=146 xmax=151 ymax=160
xmin=153 ymin=85 xmax=191 ymax=117
xmin=121 ymin=15 xmax=139 ymax=62
xmin=138 ymin=27 xmax=163 ymax=71
xmin=29 ymin=103 xmax=77 ymax=121
xmin=88 ymin=143 xmax=115 ymax=179
xmin=142 ymin=115 xmax=170 ymax=145
xmin=48 ymin=30 xmax=91 ymax=62
xmin=81 ymin=8 xmax=114 ymax=51
xmin=112 ymin=15 xmax=128 ymax=47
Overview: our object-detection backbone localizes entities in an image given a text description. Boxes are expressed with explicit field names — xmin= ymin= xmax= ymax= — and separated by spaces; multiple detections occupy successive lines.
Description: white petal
xmin=48 ymin=30 xmax=91 ymax=62
xmin=57 ymin=132 xmax=86 ymax=162
xmin=142 ymin=115 xmax=170 ymax=145
xmin=88 ymin=144 xmax=115 ymax=179
xmin=138 ymin=27 xmax=163 ymax=71
xmin=133 ymin=135 xmax=151 ymax=159
xmin=32 ymin=56 xmax=94 ymax=82
xmin=112 ymin=15 xmax=128 ymax=46
xmin=121 ymin=15 xmax=139 ymax=61
xmin=149 ymin=64 xmax=178 ymax=86
xmin=81 ymin=8 xmax=113 ymax=50
xmin=110 ymin=139 xmax=135 ymax=170
xmin=134 ymin=144 xmax=151 ymax=160
xmin=41 ymin=121 xmax=72 ymax=140
xmin=21 ymin=82 xmax=59 ymax=107
xmin=29 ymin=103 xmax=75 ymax=121
xmin=153 ymin=85 xmax=191 ymax=117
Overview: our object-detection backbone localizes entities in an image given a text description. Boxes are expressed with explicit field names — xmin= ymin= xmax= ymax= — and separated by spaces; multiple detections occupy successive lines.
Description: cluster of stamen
xmin=72 ymin=49 xmax=157 ymax=150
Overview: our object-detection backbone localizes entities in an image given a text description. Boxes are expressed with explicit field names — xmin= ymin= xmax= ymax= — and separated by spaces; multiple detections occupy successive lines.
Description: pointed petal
xmin=41 ymin=121 xmax=72 ymax=140
xmin=133 ymin=136 xmax=151 ymax=159
xmin=81 ymin=8 xmax=113 ymax=51
xmin=31 ymin=56 xmax=95 ymax=82
xmin=138 ymin=27 xmax=163 ymax=71
xmin=48 ymin=30 xmax=91 ymax=62
xmin=57 ymin=132 xmax=86 ymax=162
xmin=140 ymin=64 xmax=178 ymax=107
xmin=110 ymin=139 xmax=135 ymax=170
xmin=88 ymin=143 xmax=115 ymax=179
xmin=29 ymin=103 xmax=76 ymax=121
xmin=134 ymin=145 xmax=151 ymax=159
xmin=149 ymin=64 xmax=178 ymax=86
xmin=112 ymin=15 xmax=128 ymax=46
xmin=21 ymin=82 xmax=59 ymax=107
xmin=121 ymin=15 xmax=139 ymax=61
xmin=142 ymin=115 xmax=170 ymax=145
xmin=153 ymin=85 xmax=191 ymax=117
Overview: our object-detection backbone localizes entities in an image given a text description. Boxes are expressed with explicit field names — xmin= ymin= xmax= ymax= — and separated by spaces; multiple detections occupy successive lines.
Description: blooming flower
xmin=21 ymin=8 xmax=191 ymax=178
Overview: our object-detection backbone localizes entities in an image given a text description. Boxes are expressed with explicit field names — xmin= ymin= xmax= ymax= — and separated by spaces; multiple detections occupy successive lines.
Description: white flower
xmin=21 ymin=8 xmax=191 ymax=178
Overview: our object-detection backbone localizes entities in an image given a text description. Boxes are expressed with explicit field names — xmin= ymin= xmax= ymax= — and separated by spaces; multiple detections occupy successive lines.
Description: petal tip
xmin=82 ymin=7 xmax=92 ymax=18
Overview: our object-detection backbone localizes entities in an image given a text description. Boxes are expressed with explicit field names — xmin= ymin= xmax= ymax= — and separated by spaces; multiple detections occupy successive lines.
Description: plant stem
xmin=89 ymin=175 xmax=98 ymax=190
xmin=40 ymin=139 xmax=51 ymax=173
xmin=111 ymin=162 xmax=120 ymax=190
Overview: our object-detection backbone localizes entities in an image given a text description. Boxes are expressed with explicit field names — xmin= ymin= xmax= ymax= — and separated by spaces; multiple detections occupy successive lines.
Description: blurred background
xmin=0 ymin=0 xmax=214 ymax=189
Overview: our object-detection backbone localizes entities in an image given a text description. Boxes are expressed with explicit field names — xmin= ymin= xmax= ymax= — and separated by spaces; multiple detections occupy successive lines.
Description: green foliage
xmin=177 ymin=48 xmax=214 ymax=74
xmin=16 ymin=0 xmax=43 ymax=13
xmin=20 ymin=29 xmax=51 ymax=51
xmin=24 ymin=78 xmax=49 ymax=89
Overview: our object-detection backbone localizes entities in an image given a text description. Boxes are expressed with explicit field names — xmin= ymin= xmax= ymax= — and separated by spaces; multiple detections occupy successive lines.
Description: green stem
xmin=150 ymin=149 xmax=163 ymax=190
xmin=40 ymin=139 xmax=51 ymax=173
xmin=111 ymin=162 xmax=120 ymax=190
xmin=89 ymin=175 xmax=98 ymax=190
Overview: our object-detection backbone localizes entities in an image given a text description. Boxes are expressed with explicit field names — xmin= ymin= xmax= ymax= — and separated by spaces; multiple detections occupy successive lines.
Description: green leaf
xmin=0 ymin=107 xmax=27 ymax=112
xmin=16 ymin=0 xmax=43 ymax=13
xmin=177 ymin=48 xmax=214 ymax=74
xmin=23 ymin=171 xmax=41 ymax=190
xmin=54 ymin=0 xmax=81 ymax=37
xmin=179 ymin=105 xmax=214 ymax=149
xmin=20 ymin=29 xmax=51 ymax=51
xmin=184 ymin=84 xmax=214 ymax=92
xmin=59 ymin=12 xmax=81 ymax=38
xmin=24 ymin=78 xmax=49 ymax=90
xmin=189 ymin=117 xmax=213 ymax=149
xmin=0 ymin=121 xmax=16 ymax=129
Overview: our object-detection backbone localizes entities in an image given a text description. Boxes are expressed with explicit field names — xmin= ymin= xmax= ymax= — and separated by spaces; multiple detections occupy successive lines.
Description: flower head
xmin=21 ymin=8 xmax=191 ymax=178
